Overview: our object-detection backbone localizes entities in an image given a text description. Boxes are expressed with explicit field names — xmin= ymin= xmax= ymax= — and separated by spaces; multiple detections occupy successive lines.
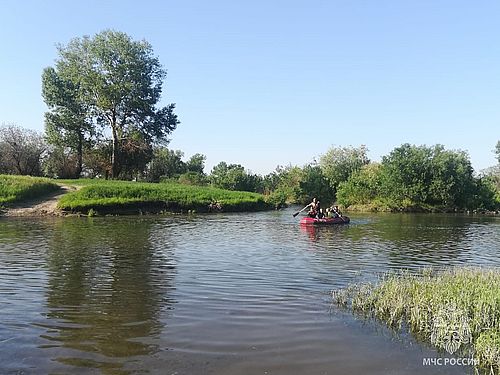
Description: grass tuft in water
xmin=332 ymin=267 xmax=500 ymax=371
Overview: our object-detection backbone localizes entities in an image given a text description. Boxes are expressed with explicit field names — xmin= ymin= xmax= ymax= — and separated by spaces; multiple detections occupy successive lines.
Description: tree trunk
xmin=111 ymin=126 xmax=120 ymax=179
xmin=76 ymin=131 xmax=83 ymax=178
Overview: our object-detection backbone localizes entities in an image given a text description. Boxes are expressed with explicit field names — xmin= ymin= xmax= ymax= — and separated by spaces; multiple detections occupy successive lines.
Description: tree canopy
xmin=42 ymin=30 xmax=179 ymax=178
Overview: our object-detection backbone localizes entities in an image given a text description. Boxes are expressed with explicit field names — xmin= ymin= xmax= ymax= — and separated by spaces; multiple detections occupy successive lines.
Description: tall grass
xmin=57 ymin=180 xmax=272 ymax=214
xmin=332 ymin=267 xmax=500 ymax=371
xmin=0 ymin=175 xmax=60 ymax=204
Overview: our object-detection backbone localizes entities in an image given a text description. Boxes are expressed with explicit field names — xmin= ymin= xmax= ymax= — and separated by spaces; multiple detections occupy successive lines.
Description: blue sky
xmin=1 ymin=0 xmax=499 ymax=174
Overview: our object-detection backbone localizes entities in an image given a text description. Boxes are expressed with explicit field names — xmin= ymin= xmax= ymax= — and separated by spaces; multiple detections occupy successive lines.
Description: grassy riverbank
xmin=333 ymin=268 xmax=500 ymax=371
xmin=57 ymin=179 xmax=272 ymax=214
xmin=0 ymin=175 xmax=60 ymax=205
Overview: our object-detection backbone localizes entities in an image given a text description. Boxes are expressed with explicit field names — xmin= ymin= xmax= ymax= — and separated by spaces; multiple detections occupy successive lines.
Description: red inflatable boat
xmin=300 ymin=216 xmax=350 ymax=225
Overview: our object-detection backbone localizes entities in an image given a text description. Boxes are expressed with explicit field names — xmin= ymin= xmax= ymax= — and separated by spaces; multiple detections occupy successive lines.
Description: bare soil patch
xmin=1 ymin=185 xmax=78 ymax=217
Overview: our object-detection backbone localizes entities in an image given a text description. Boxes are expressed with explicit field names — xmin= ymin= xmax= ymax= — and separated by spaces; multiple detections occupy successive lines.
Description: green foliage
xmin=43 ymin=146 xmax=80 ymax=179
xmin=117 ymin=133 xmax=154 ymax=180
xmin=42 ymin=66 xmax=93 ymax=176
xmin=260 ymin=164 xmax=335 ymax=206
xmin=427 ymin=146 xmax=475 ymax=208
xmin=263 ymin=165 xmax=305 ymax=204
xmin=337 ymin=144 xmax=499 ymax=211
xmin=333 ymin=268 xmax=500 ymax=371
xmin=82 ymin=142 xmax=112 ymax=178
xmin=47 ymin=30 xmax=179 ymax=178
xmin=336 ymin=163 xmax=384 ymax=207
xmin=57 ymin=179 xmax=271 ymax=213
xmin=379 ymin=143 xmax=433 ymax=206
xmin=471 ymin=177 xmax=499 ymax=211
xmin=209 ymin=162 xmax=262 ymax=192
xmin=186 ymin=153 xmax=206 ymax=174
xmin=481 ymin=142 xmax=500 ymax=207
xmin=146 ymin=148 xmax=187 ymax=182
xmin=379 ymin=144 xmax=478 ymax=210
xmin=319 ymin=145 xmax=369 ymax=195
xmin=265 ymin=188 xmax=289 ymax=209
xmin=178 ymin=171 xmax=208 ymax=186
xmin=0 ymin=175 xmax=60 ymax=204
xmin=298 ymin=165 xmax=335 ymax=205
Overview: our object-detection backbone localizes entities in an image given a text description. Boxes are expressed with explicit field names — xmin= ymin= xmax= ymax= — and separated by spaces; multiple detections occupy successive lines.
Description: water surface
xmin=1 ymin=209 xmax=499 ymax=374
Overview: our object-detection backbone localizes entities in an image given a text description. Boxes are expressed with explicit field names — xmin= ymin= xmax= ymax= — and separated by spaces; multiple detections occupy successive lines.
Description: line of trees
xmin=1 ymin=122 xmax=499 ymax=211
xmin=1 ymin=29 xmax=499 ymax=212
xmin=336 ymin=144 xmax=500 ymax=211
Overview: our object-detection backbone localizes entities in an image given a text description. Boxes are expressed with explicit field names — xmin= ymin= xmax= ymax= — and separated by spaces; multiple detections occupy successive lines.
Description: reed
xmin=332 ymin=267 xmax=500 ymax=371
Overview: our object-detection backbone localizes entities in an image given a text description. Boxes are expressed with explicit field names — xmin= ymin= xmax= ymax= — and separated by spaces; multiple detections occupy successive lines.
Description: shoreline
xmin=343 ymin=204 xmax=500 ymax=215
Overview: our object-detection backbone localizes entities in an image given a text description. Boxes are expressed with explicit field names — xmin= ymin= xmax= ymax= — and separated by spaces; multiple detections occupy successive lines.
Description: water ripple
xmin=0 ymin=212 xmax=498 ymax=374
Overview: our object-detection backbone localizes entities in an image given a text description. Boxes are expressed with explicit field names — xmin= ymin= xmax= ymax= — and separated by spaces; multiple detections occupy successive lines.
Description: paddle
xmin=293 ymin=205 xmax=309 ymax=217
xmin=331 ymin=206 xmax=346 ymax=222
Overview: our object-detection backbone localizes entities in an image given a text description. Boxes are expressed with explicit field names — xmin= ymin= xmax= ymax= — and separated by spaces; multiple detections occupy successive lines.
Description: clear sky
xmin=1 ymin=0 xmax=499 ymax=174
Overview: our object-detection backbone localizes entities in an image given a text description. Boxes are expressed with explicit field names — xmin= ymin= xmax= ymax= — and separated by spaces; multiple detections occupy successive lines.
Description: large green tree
xmin=380 ymin=143 xmax=433 ymax=206
xmin=380 ymin=144 xmax=476 ymax=209
xmin=44 ymin=30 xmax=179 ymax=178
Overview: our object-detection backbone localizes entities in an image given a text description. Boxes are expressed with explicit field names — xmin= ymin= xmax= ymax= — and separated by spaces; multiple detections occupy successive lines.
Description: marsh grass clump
xmin=476 ymin=330 xmax=500 ymax=368
xmin=0 ymin=174 xmax=60 ymax=204
xmin=332 ymin=267 xmax=500 ymax=371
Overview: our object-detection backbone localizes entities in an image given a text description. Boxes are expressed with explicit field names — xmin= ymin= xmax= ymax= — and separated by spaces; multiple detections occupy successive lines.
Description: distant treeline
xmin=1 ymin=123 xmax=499 ymax=212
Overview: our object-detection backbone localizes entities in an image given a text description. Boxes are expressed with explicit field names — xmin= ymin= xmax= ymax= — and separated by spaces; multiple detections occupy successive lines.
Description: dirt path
xmin=1 ymin=185 xmax=77 ymax=217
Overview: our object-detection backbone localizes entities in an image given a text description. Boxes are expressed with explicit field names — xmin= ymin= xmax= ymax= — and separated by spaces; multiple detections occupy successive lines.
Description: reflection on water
xmin=0 ymin=217 xmax=176 ymax=374
xmin=43 ymin=218 xmax=176 ymax=372
xmin=0 ymin=210 xmax=499 ymax=374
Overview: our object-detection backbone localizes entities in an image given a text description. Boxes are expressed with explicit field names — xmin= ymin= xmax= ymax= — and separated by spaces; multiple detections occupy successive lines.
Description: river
xmin=1 ymin=209 xmax=499 ymax=374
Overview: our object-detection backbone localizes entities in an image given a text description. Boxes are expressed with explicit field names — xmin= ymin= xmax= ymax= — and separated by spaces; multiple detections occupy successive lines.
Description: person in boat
xmin=305 ymin=198 xmax=320 ymax=218
xmin=330 ymin=205 xmax=342 ymax=218
xmin=325 ymin=207 xmax=334 ymax=218
xmin=315 ymin=201 xmax=323 ymax=218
